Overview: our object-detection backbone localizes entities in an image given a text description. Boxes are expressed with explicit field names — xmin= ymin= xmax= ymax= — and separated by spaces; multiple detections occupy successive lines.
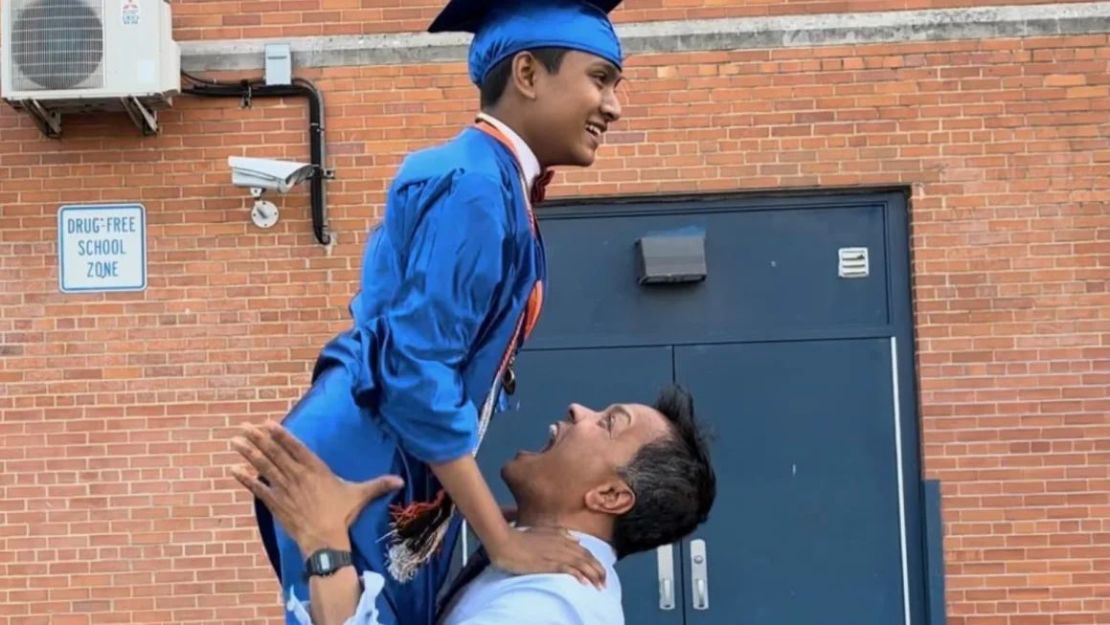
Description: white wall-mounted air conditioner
xmin=1 ymin=0 xmax=181 ymax=137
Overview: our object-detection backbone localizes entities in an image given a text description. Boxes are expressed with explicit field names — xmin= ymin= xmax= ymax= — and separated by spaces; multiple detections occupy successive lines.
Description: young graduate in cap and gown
xmin=242 ymin=1 xmax=624 ymax=624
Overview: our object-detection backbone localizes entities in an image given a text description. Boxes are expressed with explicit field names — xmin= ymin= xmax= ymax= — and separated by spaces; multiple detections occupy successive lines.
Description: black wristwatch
xmin=304 ymin=548 xmax=353 ymax=579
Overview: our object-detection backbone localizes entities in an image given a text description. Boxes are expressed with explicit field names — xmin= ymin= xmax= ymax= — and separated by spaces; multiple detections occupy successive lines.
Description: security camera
xmin=228 ymin=156 xmax=317 ymax=230
xmin=228 ymin=156 xmax=316 ymax=194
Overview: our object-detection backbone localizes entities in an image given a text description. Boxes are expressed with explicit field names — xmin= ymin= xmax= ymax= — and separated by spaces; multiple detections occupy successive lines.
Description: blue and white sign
xmin=58 ymin=204 xmax=147 ymax=293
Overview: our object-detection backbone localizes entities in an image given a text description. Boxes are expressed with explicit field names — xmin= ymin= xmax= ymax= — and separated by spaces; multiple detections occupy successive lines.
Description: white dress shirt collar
xmin=476 ymin=111 xmax=543 ymax=195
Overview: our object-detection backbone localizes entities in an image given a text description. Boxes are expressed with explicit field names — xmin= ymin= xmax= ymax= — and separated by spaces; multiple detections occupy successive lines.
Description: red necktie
xmin=530 ymin=169 xmax=555 ymax=205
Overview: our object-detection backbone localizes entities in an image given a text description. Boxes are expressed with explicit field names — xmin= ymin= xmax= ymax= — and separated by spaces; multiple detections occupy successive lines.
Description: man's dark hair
xmin=479 ymin=48 xmax=569 ymax=109
xmin=611 ymin=385 xmax=716 ymax=559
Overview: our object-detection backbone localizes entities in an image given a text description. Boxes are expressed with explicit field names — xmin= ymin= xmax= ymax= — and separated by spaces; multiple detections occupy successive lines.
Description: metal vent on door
xmin=838 ymin=247 xmax=870 ymax=279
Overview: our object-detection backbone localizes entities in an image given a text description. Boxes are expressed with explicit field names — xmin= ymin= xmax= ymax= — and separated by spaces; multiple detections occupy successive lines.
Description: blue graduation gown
xmin=255 ymin=124 xmax=546 ymax=625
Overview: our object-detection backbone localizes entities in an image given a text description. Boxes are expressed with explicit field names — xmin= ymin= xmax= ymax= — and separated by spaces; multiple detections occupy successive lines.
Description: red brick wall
xmin=174 ymin=0 xmax=1097 ymax=40
xmin=2 ymin=20 xmax=1109 ymax=625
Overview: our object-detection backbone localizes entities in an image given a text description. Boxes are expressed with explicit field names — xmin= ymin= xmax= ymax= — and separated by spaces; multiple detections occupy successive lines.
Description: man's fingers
xmin=231 ymin=436 xmax=287 ymax=488
xmin=264 ymin=421 xmax=326 ymax=471
xmin=357 ymin=475 xmax=404 ymax=504
xmin=231 ymin=465 xmax=279 ymax=512
xmin=240 ymin=423 xmax=299 ymax=481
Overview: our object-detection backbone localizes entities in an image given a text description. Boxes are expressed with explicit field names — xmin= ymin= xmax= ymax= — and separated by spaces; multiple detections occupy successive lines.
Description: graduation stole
xmin=384 ymin=119 xmax=548 ymax=583
xmin=473 ymin=117 xmax=547 ymax=347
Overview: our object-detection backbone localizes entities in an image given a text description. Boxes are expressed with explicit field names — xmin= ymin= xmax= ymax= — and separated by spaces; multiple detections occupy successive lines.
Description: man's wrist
xmin=298 ymin=529 xmax=352 ymax=559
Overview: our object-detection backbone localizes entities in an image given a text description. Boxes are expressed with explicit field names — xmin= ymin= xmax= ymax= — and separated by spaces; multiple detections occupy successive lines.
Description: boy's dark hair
xmin=611 ymin=385 xmax=717 ymax=559
xmin=479 ymin=47 xmax=570 ymax=109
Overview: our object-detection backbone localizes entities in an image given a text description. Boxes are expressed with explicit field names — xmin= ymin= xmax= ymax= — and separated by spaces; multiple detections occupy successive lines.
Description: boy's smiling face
xmin=527 ymin=50 xmax=623 ymax=168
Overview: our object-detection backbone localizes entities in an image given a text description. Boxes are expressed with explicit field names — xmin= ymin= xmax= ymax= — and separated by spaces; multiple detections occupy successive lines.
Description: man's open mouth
xmin=536 ymin=423 xmax=558 ymax=453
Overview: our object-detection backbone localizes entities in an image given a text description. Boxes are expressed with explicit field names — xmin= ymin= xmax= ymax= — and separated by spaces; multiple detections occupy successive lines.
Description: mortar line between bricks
xmin=180 ymin=1 xmax=1110 ymax=72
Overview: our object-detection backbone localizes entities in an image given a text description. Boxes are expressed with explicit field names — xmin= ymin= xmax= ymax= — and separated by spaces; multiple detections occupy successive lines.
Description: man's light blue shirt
xmin=286 ymin=531 xmax=623 ymax=625
xmin=441 ymin=531 xmax=622 ymax=625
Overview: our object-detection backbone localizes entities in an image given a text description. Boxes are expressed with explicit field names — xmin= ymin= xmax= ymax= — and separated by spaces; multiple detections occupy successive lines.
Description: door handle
xmin=656 ymin=544 xmax=675 ymax=610
xmin=690 ymin=538 xmax=709 ymax=610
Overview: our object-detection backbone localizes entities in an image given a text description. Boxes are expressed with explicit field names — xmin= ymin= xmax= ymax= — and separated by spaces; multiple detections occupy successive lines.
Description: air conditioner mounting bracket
xmin=22 ymin=99 xmax=62 ymax=139
xmin=16 ymin=96 xmax=163 ymax=139
xmin=121 ymin=96 xmax=160 ymax=136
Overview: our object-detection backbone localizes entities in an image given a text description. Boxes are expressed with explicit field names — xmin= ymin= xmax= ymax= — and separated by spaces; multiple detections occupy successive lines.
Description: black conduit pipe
xmin=183 ymin=77 xmax=332 ymax=245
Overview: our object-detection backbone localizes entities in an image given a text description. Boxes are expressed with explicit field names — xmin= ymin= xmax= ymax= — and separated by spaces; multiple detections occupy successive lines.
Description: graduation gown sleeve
xmin=369 ymin=171 xmax=510 ymax=464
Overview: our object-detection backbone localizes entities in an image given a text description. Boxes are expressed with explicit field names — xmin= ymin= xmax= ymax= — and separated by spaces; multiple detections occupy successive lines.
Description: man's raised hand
xmin=230 ymin=421 xmax=404 ymax=556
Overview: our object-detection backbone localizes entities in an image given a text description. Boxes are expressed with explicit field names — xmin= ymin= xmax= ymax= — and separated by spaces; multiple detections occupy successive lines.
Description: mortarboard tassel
xmin=384 ymin=488 xmax=454 ymax=583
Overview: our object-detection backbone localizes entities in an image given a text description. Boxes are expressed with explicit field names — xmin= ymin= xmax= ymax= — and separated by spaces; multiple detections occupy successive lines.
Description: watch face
xmin=307 ymin=549 xmax=350 ymax=577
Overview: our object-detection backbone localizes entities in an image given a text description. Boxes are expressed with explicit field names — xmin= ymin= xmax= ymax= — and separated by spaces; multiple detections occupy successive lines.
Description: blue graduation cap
xmin=429 ymin=0 xmax=624 ymax=86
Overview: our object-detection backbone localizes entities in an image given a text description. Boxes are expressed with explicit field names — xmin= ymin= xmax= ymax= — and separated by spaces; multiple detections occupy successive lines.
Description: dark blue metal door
xmin=675 ymin=339 xmax=910 ymax=625
xmin=470 ymin=192 xmax=924 ymax=625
